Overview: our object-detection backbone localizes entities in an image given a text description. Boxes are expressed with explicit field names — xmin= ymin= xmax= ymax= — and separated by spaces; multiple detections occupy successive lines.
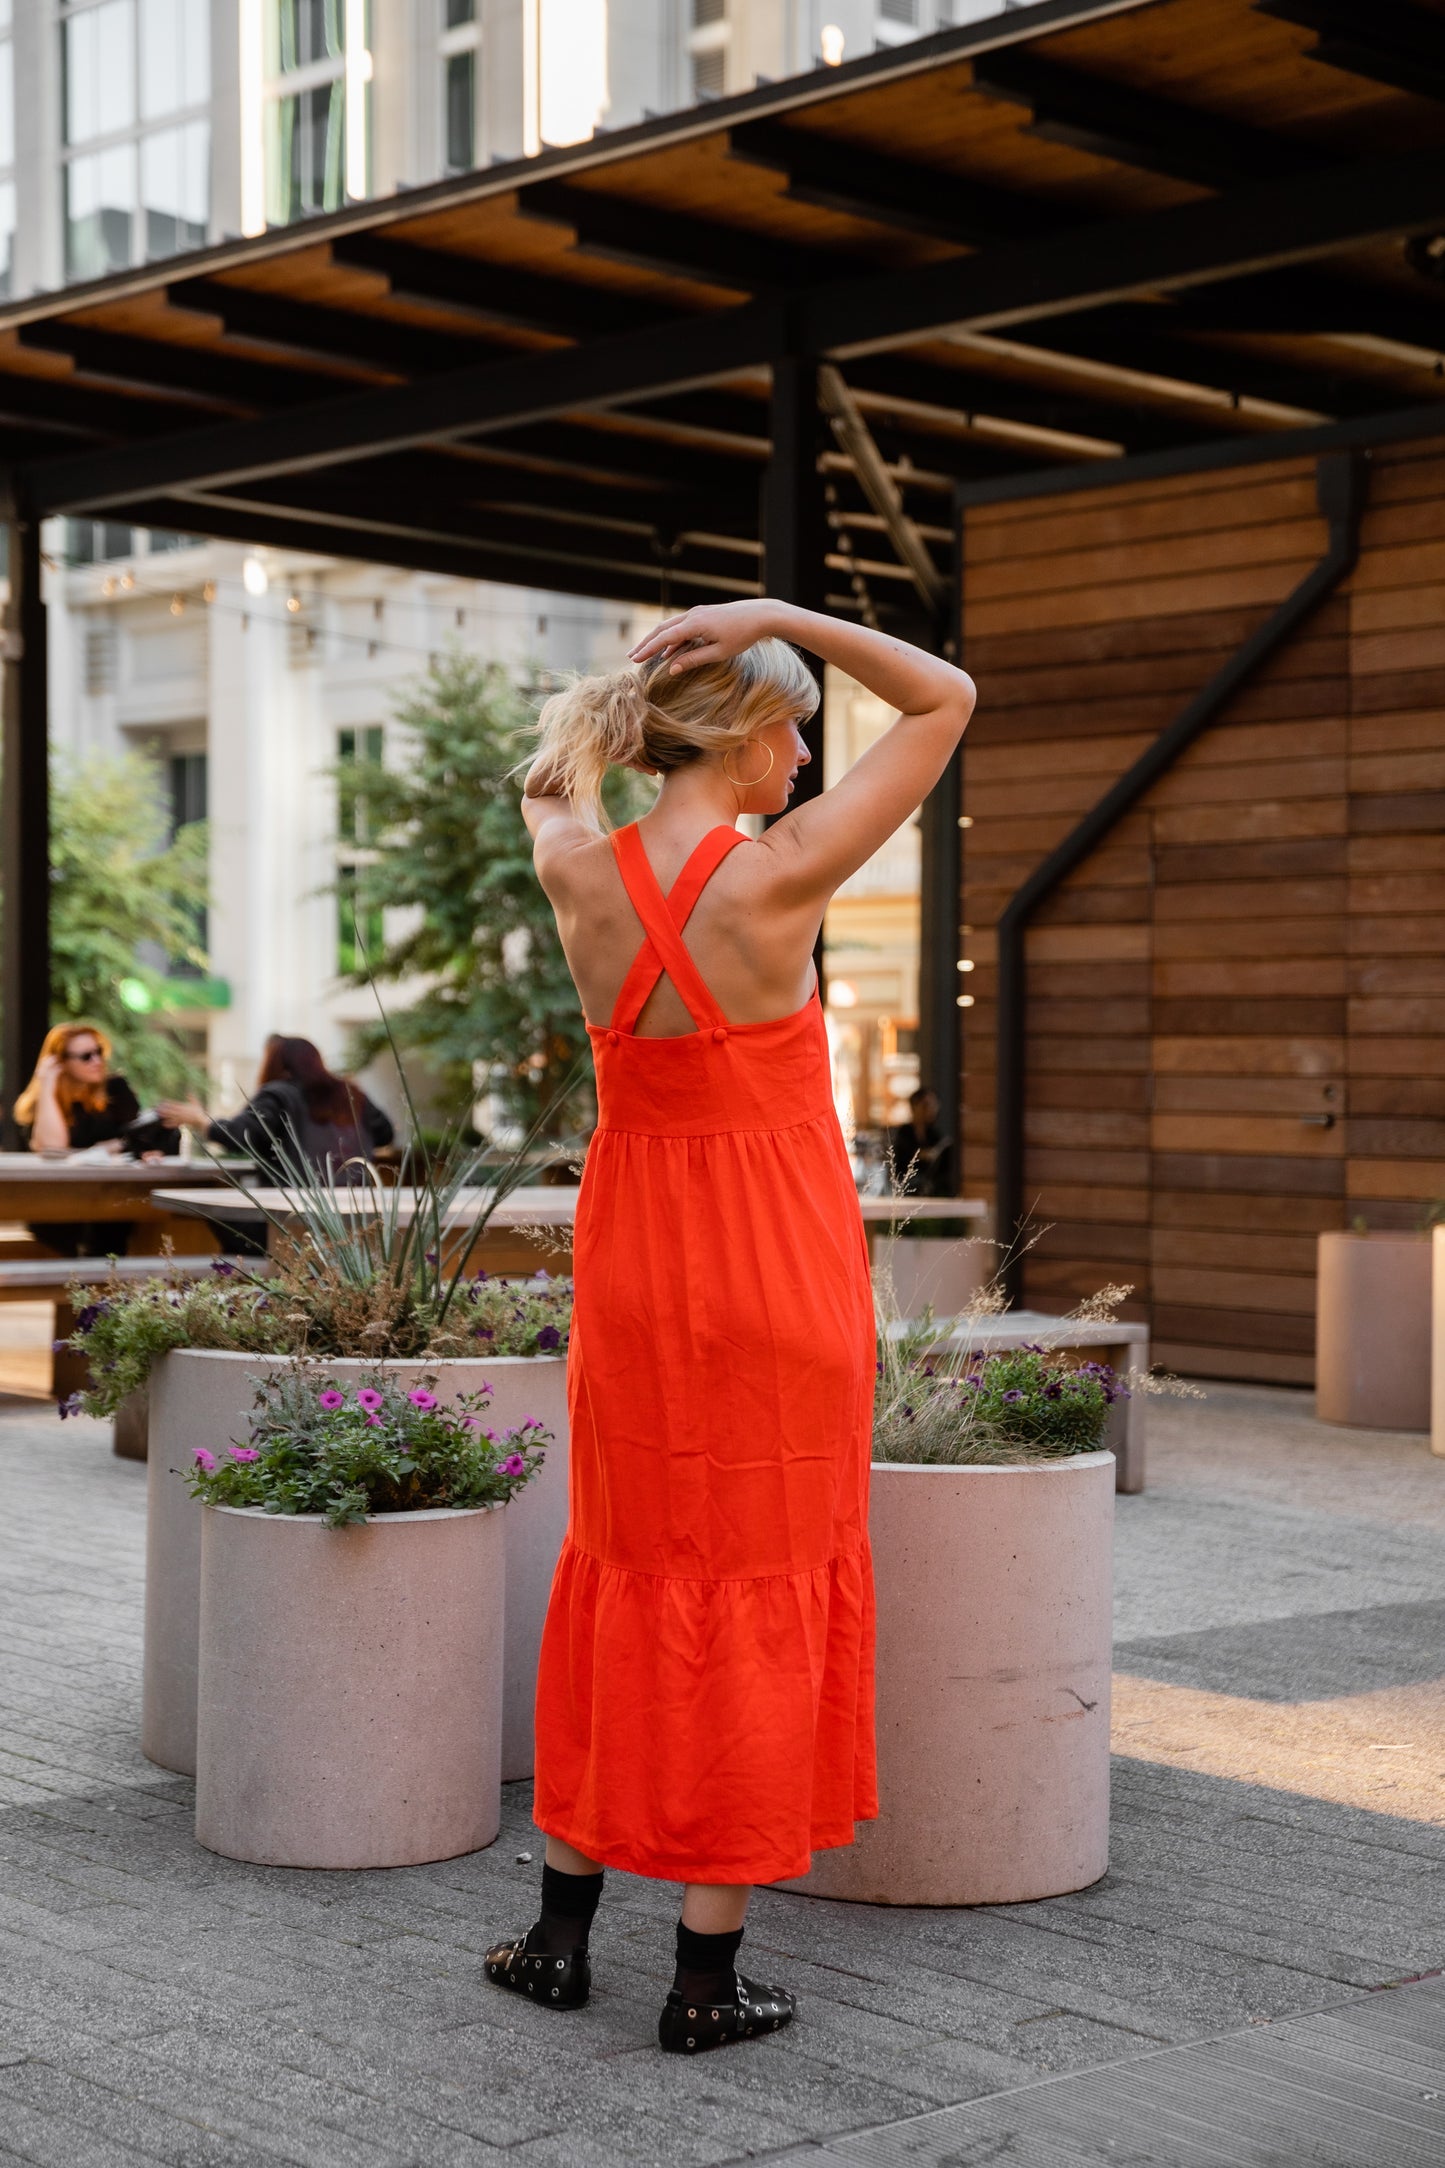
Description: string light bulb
xmin=286 ymin=593 xmax=302 ymax=614
xmin=170 ymin=594 xmax=185 ymax=615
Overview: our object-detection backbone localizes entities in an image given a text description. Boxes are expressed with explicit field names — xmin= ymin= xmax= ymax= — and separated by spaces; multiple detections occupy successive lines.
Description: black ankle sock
xmin=526 ymin=1863 xmax=605 ymax=1955
xmin=673 ymin=1921 xmax=744 ymax=2005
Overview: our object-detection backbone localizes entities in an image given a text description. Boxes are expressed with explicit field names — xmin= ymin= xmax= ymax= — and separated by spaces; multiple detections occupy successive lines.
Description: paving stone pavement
xmin=1 ymin=1387 xmax=1442 ymax=2167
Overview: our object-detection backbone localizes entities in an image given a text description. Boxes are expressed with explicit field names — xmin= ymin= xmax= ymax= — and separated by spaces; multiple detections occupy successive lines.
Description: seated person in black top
xmin=14 ymin=1020 xmax=178 ymax=1258
xmin=160 ymin=1035 xmax=395 ymax=1183
xmin=887 ymin=1086 xmax=955 ymax=1198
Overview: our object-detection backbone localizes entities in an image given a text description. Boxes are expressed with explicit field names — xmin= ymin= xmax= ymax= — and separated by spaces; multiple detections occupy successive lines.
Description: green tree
xmin=339 ymin=651 xmax=638 ymax=1130
xmin=48 ymin=751 xmax=210 ymax=1102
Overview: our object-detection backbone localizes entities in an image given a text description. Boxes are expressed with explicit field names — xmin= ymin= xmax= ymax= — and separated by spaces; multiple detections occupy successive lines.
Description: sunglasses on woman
xmin=67 ymin=1048 xmax=104 ymax=1063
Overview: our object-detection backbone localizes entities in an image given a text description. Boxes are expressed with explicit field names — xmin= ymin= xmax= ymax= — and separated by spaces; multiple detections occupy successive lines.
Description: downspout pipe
xmin=993 ymin=448 xmax=1369 ymax=1304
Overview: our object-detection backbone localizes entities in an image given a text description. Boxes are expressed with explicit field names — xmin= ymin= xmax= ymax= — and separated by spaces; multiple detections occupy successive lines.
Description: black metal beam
xmin=17 ymin=321 xmax=344 ymax=411
xmin=329 ymin=232 xmax=669 ymax=340
xmin=519 ymin=179 xmax=824 ymax=292
xmin=804 ymin=142 xmax=1445 ymax=357
xmin=124 ymin=492 xmax=749 ymax=610
xmin=726 ymin=120 xmax=1059 ymax=246
xmin=1167 ymin=267 xmax=1445 ymax=347
xmin=1 ymin=513 xmax=49 ymax=1146
xmin=993 ymin=452 xmax=1368 ymax=1299
xmin=0 ymin=369 xmax=199 ymax=442
xmin=29 ymin=141 xmax=1445 ymax=519
xmin=914 ymin=493 xmax=961 ymax=1174
xmin=169 ymin=278 xmax=485 ymax=376
xmin=763 ymin=355 xmax=829 ymax=836
xmin=1258 ymin=0 xmax=1445 ymax=105
xmin=1000 ymin=309 xmax=1434 ymax=419
xmin=843 ymin=352 xmax=1222 ymax=454
xmin=24 ymin=300 xmax=783 ymax=515
xmin=971 ymin=50 xmax=1318 ymax=191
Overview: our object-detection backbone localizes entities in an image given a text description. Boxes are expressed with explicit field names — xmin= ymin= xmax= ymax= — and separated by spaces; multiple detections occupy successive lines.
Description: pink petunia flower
xmin=501 ymin=1453 xmax=526 ymax=1477
xmin=407 ymin=1389 xmax=437 ymax=1410
xmin=229 ymin=1446 xmax=260 ymax=1463
xmin=192 ymin=1448 xmax=216 ymax=1471
xmin=355 ymin=1388 xmax=383 ymax=1411
xmin=318 ymin=1389 xmax=345 ymax=1410
xmin=364 ymin=1411 xmax=383 ymax=1427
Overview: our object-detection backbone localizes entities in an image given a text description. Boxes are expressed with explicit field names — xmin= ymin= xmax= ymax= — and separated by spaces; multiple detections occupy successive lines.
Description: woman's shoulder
xmin=105 ymin=1075 xmax=140 ymax=1119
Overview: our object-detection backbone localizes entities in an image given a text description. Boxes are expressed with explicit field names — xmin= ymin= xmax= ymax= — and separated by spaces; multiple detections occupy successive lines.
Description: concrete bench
xmin=906 ymin=1309 xmax=1150 ymax=1494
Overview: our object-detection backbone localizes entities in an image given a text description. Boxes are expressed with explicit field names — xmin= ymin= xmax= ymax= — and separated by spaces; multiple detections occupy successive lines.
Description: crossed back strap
xmin=609 ymin=823 xmax=748 ymax=1033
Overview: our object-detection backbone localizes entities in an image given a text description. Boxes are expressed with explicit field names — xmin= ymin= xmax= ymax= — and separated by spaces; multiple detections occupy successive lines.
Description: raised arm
xmin=628 ymin=601 xmax=974 ymax=895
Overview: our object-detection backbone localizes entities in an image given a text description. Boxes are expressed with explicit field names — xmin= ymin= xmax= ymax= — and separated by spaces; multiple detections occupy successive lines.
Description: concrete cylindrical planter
xmin=1316 ymin=1231 xmax=1431 ymax=1431
xmin=782 ymin=1451 xmax=1114 ymax=1907
xmin=1431 ymin=1226 xmax=1445 ymax=1460
xmin=143 ymin=1347 xmax=569 ymax=1780
xmin=112 ymin=1384 xmax=149 ymax=1462
xmin=196 ymin=1502 xmax=503 ymax=1868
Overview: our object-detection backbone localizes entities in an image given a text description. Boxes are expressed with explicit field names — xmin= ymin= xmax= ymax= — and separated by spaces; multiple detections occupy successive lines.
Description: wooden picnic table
xmin=0 ymin=1152 xmax=243 ymax=1247
xmin=152 ymin=1183 xmax=988 ymax=1274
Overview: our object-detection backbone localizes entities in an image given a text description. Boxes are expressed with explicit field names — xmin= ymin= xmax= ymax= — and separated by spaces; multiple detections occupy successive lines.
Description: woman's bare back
xmin=542 ymin=823 xmax=820 ymax=1038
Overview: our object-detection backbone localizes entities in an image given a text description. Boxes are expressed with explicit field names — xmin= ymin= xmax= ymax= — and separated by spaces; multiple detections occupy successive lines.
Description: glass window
xmin=139 ymin=0 xmax=209 ymax=121
xmin=336 ymin=865 xmax=384 ymax=976
xmin=269 ymin=80 xmax=345 ymax=223
xmin=271 ymin=0 xmax=343 ymax=73
xmin=445 ymin=48 xmax=474 ymax=172
xmin=445 ymin=0 xmax=475 ymax=23
xmin=141 ymin=118 xmax=208 ymax=257
xmin=0 ymin=39 xmax=11 ymax=170
xmin=337 ymin=725 xmax=383 ymax=844
xmin=65 ymin=0 xmax=138 ymax=146
xmin=0 ymin=181 xmax=13 ymax=301
xmin=66 ymin=142 xmax=138 ymax=280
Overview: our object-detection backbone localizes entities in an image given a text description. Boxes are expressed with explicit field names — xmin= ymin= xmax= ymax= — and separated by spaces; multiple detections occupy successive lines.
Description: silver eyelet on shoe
xmin=556 ymin=1959 xmax=564 ymax=1969
xmin=686 ymin=2037 xmax=696 ymax=2049
xmin=687 ymin=2008 xmax=696 ymax=2019
xmin=552 ymin=1987 xmax=560 ymax=1997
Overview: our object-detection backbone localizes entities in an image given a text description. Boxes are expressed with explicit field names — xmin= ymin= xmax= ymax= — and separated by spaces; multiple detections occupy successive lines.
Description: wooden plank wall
xmin=959 ymin=436 xmax=1445 ymax=1386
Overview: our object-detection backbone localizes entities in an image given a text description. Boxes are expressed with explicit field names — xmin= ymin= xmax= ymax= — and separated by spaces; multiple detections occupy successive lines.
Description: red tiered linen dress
xmin=532 ymin=821 xmax=878 ymax=1884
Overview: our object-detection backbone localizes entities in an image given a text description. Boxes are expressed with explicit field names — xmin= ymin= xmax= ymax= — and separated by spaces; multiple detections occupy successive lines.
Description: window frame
xmin=59 ymin=0 xmax=211 ymax=281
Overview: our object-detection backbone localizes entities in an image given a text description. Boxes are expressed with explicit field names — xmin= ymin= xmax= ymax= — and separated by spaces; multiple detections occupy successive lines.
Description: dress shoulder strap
xmin=609 ymin=823 xmax=747 ymax=1034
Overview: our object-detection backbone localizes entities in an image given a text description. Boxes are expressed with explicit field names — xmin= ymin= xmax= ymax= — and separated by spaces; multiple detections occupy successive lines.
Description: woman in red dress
xmin=488 ymin=599 xmax=974 ymax=2053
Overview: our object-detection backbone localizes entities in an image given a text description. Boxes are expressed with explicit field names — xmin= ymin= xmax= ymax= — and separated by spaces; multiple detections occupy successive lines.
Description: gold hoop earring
xmin=722 ymin=742 xmax=775 ymax=789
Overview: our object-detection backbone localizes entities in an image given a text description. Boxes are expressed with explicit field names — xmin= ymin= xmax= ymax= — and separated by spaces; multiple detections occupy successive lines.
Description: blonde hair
xmin=14 ymin=1021 xmax=113 ymax=1129
xmin=530 ymin=637 xmax=818 ymax=830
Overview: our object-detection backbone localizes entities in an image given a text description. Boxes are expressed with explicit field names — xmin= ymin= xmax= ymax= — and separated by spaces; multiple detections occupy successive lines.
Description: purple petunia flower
xmin=501 ymin=1453 xmax=526 ymax=1477
xmin=355 ymin=1388 xmax=383 ymax=1412
xmin=1002 ymin=1389 xmax=1025 ymax=1404
xmin=76 ymin=1301 xmax=109 ymax=1333
xmin=407 ymin=1389 xmax=438 ymax=1410
xmin=58 ymin=1393 xmax=84 ymax=1420
xmin=210 ymin=1258 xmax=236 ymax=1277
xmin=425 ymin=1250 xmax=438 ymax=1266
xmin=229 ymin=1445 xmax=260 ymax=1462
xmin=364 ymin=1411 xmax=383 ymax=1428
xmin=535 ymin=1325 xmax=561 ymax=1351
xmin=318 ymin=1389 xmax=345 ymax=1410
xmin=193 ymin=1447 xmax=217 ymax=1470
xmin=472 ymin=1325 xmax=495 ymax=1341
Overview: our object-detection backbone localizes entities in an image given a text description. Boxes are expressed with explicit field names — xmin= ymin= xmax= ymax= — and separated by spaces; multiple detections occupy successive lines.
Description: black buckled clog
xmin=657 ymin=1972 xmax=796 ymax=2053
xmin=485 ymin=1932 xmax=591 ymax=2009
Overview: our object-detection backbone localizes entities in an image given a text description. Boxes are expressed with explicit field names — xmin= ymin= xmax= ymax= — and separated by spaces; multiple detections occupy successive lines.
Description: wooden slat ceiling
xmin=5 ymin=0 xmax=1445 ymax=619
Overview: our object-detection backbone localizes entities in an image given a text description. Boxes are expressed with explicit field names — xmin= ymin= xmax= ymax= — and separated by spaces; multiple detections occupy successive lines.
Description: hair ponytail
xmin=526 ymin=637 xmax=818 ymax=829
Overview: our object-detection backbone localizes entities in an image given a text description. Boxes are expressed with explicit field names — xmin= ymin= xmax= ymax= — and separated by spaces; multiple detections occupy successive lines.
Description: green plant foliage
xmin=47 ymin=752 xmax=211 ymax=1100
xmin=335 ymin=650 xmax=644 ymax=1127
xmin=873 ymin=1331 xmax=1122 ymax=1466
xmin=62 ymin=1259 xmax=574 ymax=1418
xmin=186 ymin=1367 xmax=549 ymax=1528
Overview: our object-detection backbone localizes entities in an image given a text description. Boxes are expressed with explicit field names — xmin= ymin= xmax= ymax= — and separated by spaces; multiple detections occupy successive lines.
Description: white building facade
xmin=18 ymin=0 xmax=981 ymax=1116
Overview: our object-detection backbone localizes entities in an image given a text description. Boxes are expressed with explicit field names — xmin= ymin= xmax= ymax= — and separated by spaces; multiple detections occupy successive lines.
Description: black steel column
xmin=762 ymin=354 xmax=828 ymax=812
xmin=914 ymin=493 xmax=963 ymax=1194
xmin=2 ymin=513 xmax=50 ymax=1145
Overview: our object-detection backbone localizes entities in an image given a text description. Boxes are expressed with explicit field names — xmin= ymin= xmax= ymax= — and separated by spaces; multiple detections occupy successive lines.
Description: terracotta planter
xmin=196 ymin=1502 xmax=503 ymax=1867
xmin=781 ymin=1451 xmax=1114 ymax=1906
xmin=874 ymin=1235 xmax=993 ymax=1322
xmin=1316 ymin=1231 xmax=1431 ymax=1431
xmin=142 ymin=1347 xmax=569 ymax=1780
